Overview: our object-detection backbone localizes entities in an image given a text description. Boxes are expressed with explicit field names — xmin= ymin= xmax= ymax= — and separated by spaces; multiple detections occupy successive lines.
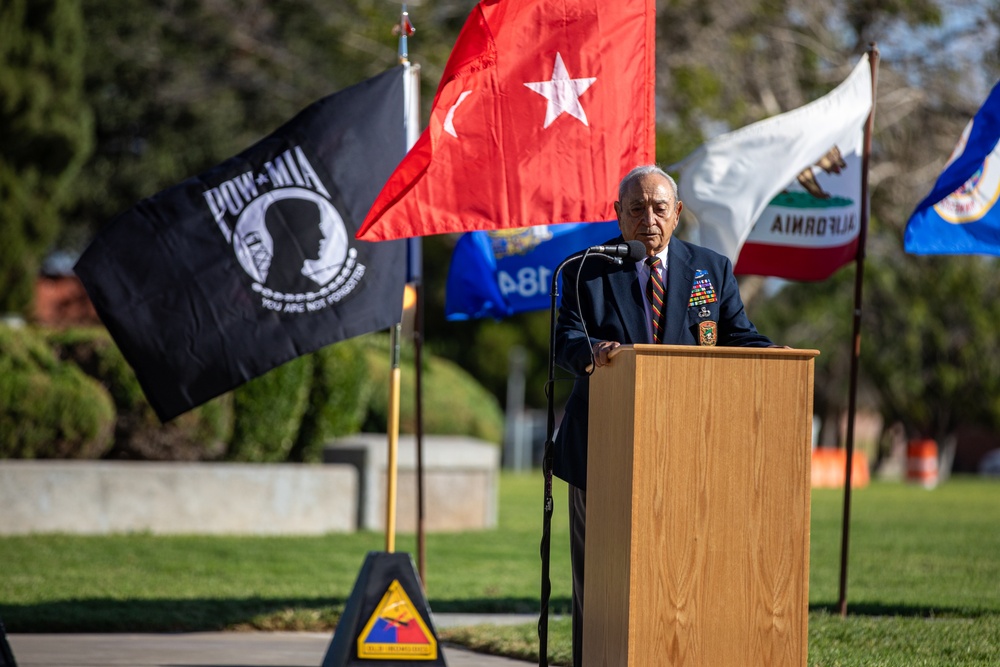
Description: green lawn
xmin=0 ymin=472 xmax=569 ymax=632
xmin=1 ymin=473 xmax=998 ymax=666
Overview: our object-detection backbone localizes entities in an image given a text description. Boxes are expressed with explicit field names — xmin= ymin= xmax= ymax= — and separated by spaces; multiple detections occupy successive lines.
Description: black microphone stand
xmin=538 ymin=250 xmax=621 ymax=667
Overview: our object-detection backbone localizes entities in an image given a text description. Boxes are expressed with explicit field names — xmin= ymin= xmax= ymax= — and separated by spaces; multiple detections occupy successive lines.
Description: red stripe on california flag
xmin=734 ymin=239 xmax=859 ymax=281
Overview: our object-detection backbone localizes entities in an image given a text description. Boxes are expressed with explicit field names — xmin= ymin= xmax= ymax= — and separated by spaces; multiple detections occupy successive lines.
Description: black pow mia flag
xmin=75 ymin=67 xmax=408 ymax=421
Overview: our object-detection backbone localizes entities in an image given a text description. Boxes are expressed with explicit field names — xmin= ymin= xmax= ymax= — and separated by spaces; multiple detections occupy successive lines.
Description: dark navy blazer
xmin=552 ymin=236 xmax=774 ymax=489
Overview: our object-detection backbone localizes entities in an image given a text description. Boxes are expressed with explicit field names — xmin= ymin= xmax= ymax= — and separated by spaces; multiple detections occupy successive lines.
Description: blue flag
xmin=905 ymin=80 xmax=1000 ymax=255
xmin=445 ymin=221 xmax=620 ymax=320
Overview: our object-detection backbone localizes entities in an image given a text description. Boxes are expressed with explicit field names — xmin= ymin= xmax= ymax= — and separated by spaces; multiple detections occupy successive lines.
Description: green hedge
xmin=360 ymin=334 xmax=504 ymax=445
xmin=46 ymin=327 xmax=233 ymax=460
xmin=0 ymin=324 xmax=114 ymax=458
xmin=227 ymin=333 xmax=502 ymax=462
xmin=227 ymin=356 xmax=312 ymax=462
xmin=226 ymin=338 xmax=373 ymax=463
xmin=287 ymin=338 xmax=373 ymax=462
xmin=1 ymin=326 xmax=502 ymax=461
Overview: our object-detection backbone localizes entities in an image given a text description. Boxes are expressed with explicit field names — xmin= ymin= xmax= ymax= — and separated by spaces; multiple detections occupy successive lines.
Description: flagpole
xmin=386 ymin=324 xmax=402 ymax=553
xmin=838 ymin=42 xmax=879 ymax=618
xmin=413 ymin=253 xmax=427 ymax=584
xmin=383 ymin=1 xmax=419 ymax=558
xmin=396 ymin=2 xmax=427 ymax=585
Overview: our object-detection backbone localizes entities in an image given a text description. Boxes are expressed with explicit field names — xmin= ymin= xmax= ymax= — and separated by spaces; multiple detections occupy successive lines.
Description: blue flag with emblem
xmin=445 ymin=221 xmax=620 ymax=320
xmin=905 ymin=80 xmax=1000 ymax=255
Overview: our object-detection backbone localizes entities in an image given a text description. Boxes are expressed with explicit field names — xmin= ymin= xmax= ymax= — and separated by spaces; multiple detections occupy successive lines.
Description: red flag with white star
xmin=356 ymin=0 xmax=655 ymax=241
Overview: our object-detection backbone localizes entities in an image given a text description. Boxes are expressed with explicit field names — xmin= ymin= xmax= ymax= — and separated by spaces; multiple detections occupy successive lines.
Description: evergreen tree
xmin=0 ymin=0 xmax=92 ymax=314
xmin=68 ymin=0 xmax=465 ymax=242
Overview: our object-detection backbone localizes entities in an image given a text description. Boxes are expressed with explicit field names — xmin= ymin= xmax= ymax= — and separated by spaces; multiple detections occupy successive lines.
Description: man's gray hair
xmin=618 ymin=165 xmax=679 ymax=202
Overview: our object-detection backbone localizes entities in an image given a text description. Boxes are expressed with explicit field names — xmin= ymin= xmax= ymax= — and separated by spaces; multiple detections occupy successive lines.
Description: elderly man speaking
xmin=553 ymin=164 xmax=778 ymax=667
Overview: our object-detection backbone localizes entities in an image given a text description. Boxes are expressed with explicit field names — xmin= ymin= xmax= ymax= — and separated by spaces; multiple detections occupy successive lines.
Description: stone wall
xmin=324 ymin=434 xmax=500 ymax=532
xmin=0 ymin=460 xmax=357 ymax=535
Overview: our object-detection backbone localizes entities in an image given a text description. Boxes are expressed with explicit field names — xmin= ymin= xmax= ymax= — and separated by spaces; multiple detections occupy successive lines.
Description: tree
xmin=0 ymin=0 xmax=92 ymax=314
xmin=653 ymin=0 xmax=1000 ymax=448
xmin=863 ymin=250 xmax=1000 ymax=443
xmin=44 ymin=0 xmax=1000 ymax=446
xmin=67 ymin=0 xmax=469 ymax=245
xmin=751 ymin=270 xmax=859 ymax=447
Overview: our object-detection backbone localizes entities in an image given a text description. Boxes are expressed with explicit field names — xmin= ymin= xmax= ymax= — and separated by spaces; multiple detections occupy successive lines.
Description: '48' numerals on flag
xmin=498 ymin=265 xmax=553 ymax=300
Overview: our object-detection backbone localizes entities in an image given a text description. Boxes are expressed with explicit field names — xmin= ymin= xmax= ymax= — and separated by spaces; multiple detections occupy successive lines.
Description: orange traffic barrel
xmin=906 ymin=439 xmax=939 ymax=488
xmin=810 ymin=447 xmax=870 ymax=489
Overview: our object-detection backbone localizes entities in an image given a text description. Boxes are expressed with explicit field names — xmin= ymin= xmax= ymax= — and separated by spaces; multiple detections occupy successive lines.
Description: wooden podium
xmin=584 ymin=344 xmax=818 ymax=667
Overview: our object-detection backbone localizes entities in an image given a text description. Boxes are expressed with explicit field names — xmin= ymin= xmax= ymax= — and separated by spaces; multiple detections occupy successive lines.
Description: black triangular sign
xmin=0 ymin=616 xmax=18 ymax=667
xmin=321 ymin=551 xmax=447 ymax=666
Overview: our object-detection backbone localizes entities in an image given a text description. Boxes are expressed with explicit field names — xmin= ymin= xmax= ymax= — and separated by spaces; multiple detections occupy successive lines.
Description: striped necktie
xmin=646 ymin=257 xmax=665 ymax=344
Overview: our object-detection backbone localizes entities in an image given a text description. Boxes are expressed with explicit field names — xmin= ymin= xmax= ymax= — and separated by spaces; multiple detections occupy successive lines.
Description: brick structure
xmin=33 ymin=275 xmax=100 ymax=327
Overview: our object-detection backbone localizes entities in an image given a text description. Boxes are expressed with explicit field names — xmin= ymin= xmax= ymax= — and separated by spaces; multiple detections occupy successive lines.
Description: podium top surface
xmin=609 ymin=344 xmax=820 ymax=361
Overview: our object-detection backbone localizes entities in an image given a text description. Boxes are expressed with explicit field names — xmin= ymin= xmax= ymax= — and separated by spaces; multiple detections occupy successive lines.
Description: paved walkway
xmin=7 ymin=614 xmax=542 ymax=667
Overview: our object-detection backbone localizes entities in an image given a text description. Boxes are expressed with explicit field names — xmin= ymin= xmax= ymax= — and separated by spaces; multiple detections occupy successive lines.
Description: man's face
xmin=614 ymin=173 xmax=683 ymax=256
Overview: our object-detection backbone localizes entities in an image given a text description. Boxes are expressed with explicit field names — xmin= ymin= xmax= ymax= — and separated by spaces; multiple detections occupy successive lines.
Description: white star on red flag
xmin=356 ymin=0 xmax=656 ymax=242
xmin=524 ymin=52 xmax=597 ymax=129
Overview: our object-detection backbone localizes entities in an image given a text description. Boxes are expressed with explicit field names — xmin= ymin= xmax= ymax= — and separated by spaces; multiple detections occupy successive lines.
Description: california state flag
xmin=673 ymin=55 xmax=873 ymax=281
xmin=356 ymin=0 xmax=656 ymax=241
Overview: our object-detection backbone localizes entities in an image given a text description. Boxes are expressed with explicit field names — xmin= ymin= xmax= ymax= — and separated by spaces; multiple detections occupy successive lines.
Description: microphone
xmin=539 ymin=238 xmax=637 ymax=652
xmin=585 ymin=240 xmax=646 ymax=262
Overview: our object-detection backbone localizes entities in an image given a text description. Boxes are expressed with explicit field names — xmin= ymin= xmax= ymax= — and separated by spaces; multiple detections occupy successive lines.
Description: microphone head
xmin=625 ymin=240 xmax=647 ymax=263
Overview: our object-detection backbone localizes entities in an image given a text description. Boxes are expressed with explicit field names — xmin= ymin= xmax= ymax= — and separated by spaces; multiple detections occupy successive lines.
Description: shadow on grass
xmin=430 ymin=596 xmax=570 ymax=615
xmin=809 ymin=601 xmax=996 ymax=618
xmin=0 ymin=596 xmax=572 ymax=633
xmin=1 ymin=597 xmax=340 ymax=633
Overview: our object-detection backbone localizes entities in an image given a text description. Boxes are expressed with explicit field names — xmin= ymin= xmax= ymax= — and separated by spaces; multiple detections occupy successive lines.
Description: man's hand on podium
xmin=590 ymin=340 xmax=621 ymax=370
